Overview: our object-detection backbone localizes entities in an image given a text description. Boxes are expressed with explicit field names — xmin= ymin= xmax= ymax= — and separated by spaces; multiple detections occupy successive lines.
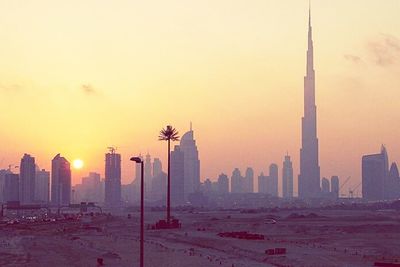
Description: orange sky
xmin=0 ymin=1 xmax=399 ymax=196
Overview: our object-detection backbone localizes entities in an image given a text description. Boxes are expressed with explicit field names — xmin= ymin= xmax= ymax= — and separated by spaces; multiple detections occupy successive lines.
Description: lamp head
xmin=130 ymin=157 xmax=142 ymax=163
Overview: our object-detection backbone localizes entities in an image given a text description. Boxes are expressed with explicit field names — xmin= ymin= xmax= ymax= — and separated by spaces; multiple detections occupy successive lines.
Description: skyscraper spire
xmin=299 ymin=5 xmax=320 ymax=199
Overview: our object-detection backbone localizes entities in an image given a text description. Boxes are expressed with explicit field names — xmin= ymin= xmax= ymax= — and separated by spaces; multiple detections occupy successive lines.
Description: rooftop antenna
xmin=190 ymin=121 xmax=192 ymax=131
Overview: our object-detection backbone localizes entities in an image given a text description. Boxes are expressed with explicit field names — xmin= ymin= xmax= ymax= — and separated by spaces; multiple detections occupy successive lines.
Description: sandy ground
xmin=1 ymin=209 xmax=399 ymax=267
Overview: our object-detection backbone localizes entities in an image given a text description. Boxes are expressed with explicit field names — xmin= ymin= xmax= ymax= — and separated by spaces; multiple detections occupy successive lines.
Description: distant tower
xmin=51 ymin=154 xmax=71 ymax=206
xmin=321 ymin=177 xmax=330 ymax=194
xmin=330 ymin=176 xmax=339 ymax=199
xmin=20 ymin=154 xmax=36 ymax=204
xmin=282 ymin=154 xmax=294 ymax=198
xmin=144 ymin=153 xmax=152 ymax=194
xmin=231 ymin=168 xmax=243 ymax=193
xmin=217 ymin=173 xmax=229 ymax=194
xmin=105 ymin=148 xmax=121 ymax=207
xmin=4 ymin=173 xmax=19 ymax=202
xmin=362 ymin=145 xmax=389 ymax=201
xmin=171 ymin=145 xmax=184 ymax=205
xmin=35 ymin=169 xmax=50 ymax=203
xmin=268 ymin=164 xmax=278 ymax=197
xmin=388 ymin=163 xmax=400 ymax=200
xmin=299 ymin=7 xmax=321 ymax=199
xmin=153 ymin=158 xmax=162 ymax=177
xmin=180 ymin=125 xmax=200 ymax=199
xmin=258 ymin=172 xmax=268 ymax=193
xmin=245 ymin=167 xmax=254 ymax=193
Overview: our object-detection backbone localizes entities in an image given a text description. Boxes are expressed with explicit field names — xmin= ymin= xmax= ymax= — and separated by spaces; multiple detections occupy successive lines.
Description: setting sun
xmin=72 ymin=159 xmax=84 ymax=169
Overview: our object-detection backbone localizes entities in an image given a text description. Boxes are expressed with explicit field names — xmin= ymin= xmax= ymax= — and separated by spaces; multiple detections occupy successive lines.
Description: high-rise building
xmin=4 ymin=173 xmax=19 ymax=202
xmin=180 ymin=125 xmax=200 ymax=199
xmin=258 ymin=172 xmax=268 ymax=194
xmin=268 ymin=164 xmax=278 ymax=197
xmin=330 ymin=176 xmax=339 ymax=199
xmin=144 ymin=153 xmax=152 ymax=194
xmin=105 ymin=151 xmax=121 ymax=207
xmin=0 ymin=169 xmax=11 ymax=203
xmin=151 ymin=172 xmax=167 ymax=203
xmin=299 ymin=8 xmax=321 ymax=199
xmin=20 ymin=154 xmax=36 ymax=204
xmin=217 ymin=173 xmax=229 ymax=194
xmin=244 ymin=167 xmax=254 ymax=193
xmin=387 ymin=163 xmax=400 ymax=200
xmin=171 ymin=145 xmax=184 ymax=205
xmin=321 ymin=177 xmax=330 ymax=194
xmin=231 ymin=168 xmax=243 ymax=193
xmin=282 ymin=154 xmax=294 ymax=198
xmin=81 ymin=172 xmax=102 ymax=203
xmin=35 ymin=169 xmax=50 ymax=203
xmin=362 ymin=145 xmax=399 ymax=201
xmin=51 ymin=154 xmax=71 ymax=206
xmin=153 ymin=158 xmax=162 ymax=177
xmin=362 ymin=146 xmax=387 ymax=201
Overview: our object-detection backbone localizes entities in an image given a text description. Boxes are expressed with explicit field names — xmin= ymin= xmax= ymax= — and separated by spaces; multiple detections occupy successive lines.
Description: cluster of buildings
xmin=122 ymin=126 xmax=201 ymax=206
xmin=1 ymin=10 xmax=399 ymax=209
xmin=0 ymin=153 xmax=68 ymax=207
xmin=362 ymin=145 xmax=400 ymax=201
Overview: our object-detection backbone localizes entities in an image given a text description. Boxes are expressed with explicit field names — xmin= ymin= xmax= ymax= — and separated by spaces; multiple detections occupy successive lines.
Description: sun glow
xmin=72 ymin=159 xmax=84 ymax=169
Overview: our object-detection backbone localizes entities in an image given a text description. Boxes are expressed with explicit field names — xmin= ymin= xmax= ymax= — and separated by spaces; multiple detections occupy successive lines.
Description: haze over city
xmin=1 ymin=0 xmax=400 ymax=191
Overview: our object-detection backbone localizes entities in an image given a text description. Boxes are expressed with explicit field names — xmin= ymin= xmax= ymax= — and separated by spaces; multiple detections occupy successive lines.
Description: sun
xmin=72 ymin=159 xmax=84 ymax=169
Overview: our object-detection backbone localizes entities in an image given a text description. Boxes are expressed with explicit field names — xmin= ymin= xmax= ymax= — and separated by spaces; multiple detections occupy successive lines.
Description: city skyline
xmin=0 ymin=1 xmax=400 ymax=192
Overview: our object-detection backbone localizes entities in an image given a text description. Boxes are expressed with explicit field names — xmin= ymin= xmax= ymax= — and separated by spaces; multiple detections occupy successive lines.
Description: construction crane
xmin=339 ymin=176 xmax=351 ymax=197
xmin=349 ymin=182 xmax=362 ymax=198
xmin=107 ymin=146 xmax=117 ymax=154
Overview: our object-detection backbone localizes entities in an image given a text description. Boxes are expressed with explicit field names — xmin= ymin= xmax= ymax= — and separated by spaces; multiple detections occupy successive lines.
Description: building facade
xmin=20 ymin=154 xmax=36 ymax=204
xmin=51 ymin=154 xmax=71 ymax=206
xmin=105 ymin=151 xmax=121 ymax=207
xmin=282 ymin=154 xmax=294 ymax=198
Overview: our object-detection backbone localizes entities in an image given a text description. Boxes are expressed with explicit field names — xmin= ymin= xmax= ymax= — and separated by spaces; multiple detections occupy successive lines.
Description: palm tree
xmin=158 ymin=125 xmax=180 ymax=225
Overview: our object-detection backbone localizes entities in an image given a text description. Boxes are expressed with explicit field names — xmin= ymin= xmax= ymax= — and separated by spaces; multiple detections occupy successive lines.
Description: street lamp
xmin=130 ymin=156 xmax=144 ymax=267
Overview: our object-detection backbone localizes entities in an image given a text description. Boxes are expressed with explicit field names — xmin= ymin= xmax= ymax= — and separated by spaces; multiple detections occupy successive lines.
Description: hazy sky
xmin=0 ymin=1 xmax=399 ymax=195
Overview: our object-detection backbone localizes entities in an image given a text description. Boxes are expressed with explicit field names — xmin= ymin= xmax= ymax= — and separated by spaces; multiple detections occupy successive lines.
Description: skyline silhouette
xmin=0 ymin=1 xmax=399 ymax=191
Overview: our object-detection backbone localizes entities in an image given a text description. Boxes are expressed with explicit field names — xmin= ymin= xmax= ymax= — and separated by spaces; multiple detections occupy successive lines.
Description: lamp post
xmin=130 ymin=156 xmax=144 ymax=267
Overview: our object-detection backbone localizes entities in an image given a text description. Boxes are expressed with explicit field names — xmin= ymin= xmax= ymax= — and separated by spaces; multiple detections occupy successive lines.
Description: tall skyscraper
xmin=51 ymin=154 xmax=71 ymax=206
xmin=387 ymin=163 xmax=400 ymax=200
xmin=231 ymin=168 xmax=243 ymax=193
xmin=217 ymin=173 xmax=229 ymax=194
xmin=20 ymin=153 xmax=36 ymax=204
xmin=105 ymin=150 xmax=121 ymax=207
xmin=180 ymin=124 xmax=200 ymax=199
xmin=4 ymin=173 xmax=19 ymax=202
xmin=258 ymin=172 xmax=268 ymax=194
xmin=171 ymin=145 xmax=184 ymax=205
xmin=330 ymin=176 xmax=339 ymax=199
xmin=244 ymin=167 xmax=254 ymax=193
xmin=35 ymin=169 xmax=50 ymax=203
xmin=268 ymin=164 xmax=278 ymax=197
xmin=299 ymin=8 xmax=321 ymax=199
xmin=144 ymin=153 xmax=152 ymax=194
xmin=0 ymin=169 xmax=11 ymax=203
xmin=282 ymin=154 xmax=294 ymax=198
xmin=153 ymin=158 xmax=162 ymax=177
xmin=361 ymin=145 xmax=399 ymax=201
xmin=81 ymin=172 xmax=102 ymax=203
xmin=321 ymin=177 xmax=330 ymax=194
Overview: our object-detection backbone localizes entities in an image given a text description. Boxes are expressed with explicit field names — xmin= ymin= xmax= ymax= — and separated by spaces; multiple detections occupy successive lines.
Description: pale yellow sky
xmin=0 ymin=1 xmax=399 ymax=194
